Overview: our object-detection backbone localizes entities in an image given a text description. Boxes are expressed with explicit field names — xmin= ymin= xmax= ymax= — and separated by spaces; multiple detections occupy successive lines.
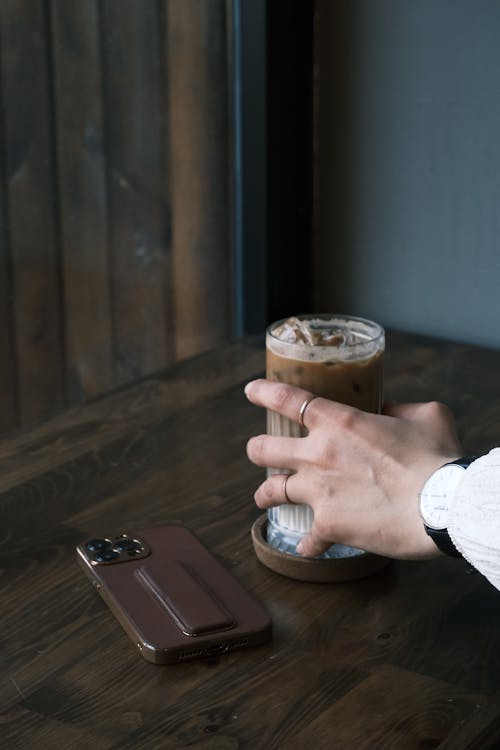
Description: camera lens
xmin=93 ymin=549 xmax=119 ymax=563
xmin=113 ymin=538 xmax=141 ymax=553
xmin=85 ymin=538 xmax=111 ymax=552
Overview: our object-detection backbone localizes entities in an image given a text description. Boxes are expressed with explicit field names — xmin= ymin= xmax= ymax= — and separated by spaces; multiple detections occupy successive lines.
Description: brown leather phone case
xmin=76 ymin=524 xmax=272 ymax=664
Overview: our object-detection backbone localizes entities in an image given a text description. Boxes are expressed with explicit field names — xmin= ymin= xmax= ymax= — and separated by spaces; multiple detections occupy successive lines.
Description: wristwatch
xmin=419 ymin=457 xmax=477 ymax=557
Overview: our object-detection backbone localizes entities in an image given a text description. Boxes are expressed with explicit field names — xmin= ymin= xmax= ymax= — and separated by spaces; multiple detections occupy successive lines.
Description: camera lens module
xmin=85 ymin=539 xmax=111 ymax=552
xmin=93 ymin=549 xmax=119 ymax=563
xmin=113 ymin=538 xmax=142 ymax=553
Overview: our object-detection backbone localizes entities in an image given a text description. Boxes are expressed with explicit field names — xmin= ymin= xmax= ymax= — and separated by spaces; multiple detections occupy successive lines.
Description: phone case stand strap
xmin=135 ymin=560 xmax=235 ymax=636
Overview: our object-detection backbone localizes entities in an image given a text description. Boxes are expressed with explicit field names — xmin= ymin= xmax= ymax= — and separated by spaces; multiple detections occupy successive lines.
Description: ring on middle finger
xmin=282 ymin=474 xmax=293 ymax=504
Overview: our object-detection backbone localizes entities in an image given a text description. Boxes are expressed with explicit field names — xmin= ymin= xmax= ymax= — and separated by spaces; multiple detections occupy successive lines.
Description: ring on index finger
xmin=298 ymin=393 xmax=317 ymax=429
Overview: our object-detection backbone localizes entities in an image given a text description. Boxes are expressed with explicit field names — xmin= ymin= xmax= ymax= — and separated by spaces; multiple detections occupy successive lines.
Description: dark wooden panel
xmin=167 ymin=0 xmax=231 ymax=360
xmin=100 ymin=0 xmax=172 ymax=385
xmin=0 ymin=0 xmax=233 ymax=434
xmin=0 ymin=95 xmax=17 ymax=431
xmin=0 ymin=0 xmax=64 ymax=425
xmin=50 ymin=0 xmax=113 ymax=403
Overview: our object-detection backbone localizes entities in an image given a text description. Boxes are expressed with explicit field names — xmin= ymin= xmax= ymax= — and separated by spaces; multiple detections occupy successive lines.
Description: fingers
xmin=296 ymin=529 xmax=332 ymax=558
xmin=246 ymin=434 xmax=303 ymax=470
xmin=254 ymin=472 xmax=310 ymax=509
xmin=245 ymin=379 xmax=324 ymax=430
xmin=253 ymin=474 xmax=333 ymax=558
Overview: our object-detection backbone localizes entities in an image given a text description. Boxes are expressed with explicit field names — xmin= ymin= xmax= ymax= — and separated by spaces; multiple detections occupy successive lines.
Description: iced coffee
xmin=266 ymin=314 xmax=385 ymax=558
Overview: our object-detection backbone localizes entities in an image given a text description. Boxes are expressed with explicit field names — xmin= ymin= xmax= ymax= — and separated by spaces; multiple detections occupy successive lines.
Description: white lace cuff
xmin=448 ymin=448 xmax=500 ymax=591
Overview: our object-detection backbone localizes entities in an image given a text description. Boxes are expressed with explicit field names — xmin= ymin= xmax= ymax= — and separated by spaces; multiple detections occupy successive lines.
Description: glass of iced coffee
xmin=266 ymin=314 xmax=385 ymax=559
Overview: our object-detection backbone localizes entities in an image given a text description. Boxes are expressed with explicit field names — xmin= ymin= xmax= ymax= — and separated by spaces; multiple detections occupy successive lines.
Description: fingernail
xmin=296 ymin=541 xmax=304 ymax=554
xmin=244 ymin=381 xmax=255 ymax=397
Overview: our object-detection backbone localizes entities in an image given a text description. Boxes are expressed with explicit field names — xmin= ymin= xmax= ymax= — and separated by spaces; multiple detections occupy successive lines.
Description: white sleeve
xmin=448 ymin=448 xmax=500 ymax=591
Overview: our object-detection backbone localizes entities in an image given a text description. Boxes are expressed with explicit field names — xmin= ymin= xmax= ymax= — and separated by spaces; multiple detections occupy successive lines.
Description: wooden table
xmin=2 ymin=331 xmax=500 ymax=749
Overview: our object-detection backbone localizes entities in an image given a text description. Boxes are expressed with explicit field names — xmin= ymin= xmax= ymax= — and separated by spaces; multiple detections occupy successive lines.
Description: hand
xmin=245 ymin=379 xmax=463 ymax=560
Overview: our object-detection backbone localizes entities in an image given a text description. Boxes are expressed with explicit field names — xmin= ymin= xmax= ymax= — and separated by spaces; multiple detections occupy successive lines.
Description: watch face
xmin=419 ymin=464 xmax=465 ymax=530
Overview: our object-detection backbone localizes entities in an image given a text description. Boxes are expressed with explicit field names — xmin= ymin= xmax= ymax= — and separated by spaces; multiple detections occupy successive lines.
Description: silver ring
xmin=299 ymin=393 xmax=317 ymax=428
xmin=282 ymin=474 xmax=292 ymax=504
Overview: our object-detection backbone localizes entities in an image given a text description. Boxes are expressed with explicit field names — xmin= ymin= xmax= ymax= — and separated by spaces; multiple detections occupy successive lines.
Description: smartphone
xmin=76 ymin=524 xmax=272 ymax=664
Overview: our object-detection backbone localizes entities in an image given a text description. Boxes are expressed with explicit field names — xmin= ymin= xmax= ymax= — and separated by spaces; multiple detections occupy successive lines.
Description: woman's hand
xmin=245 ymin=379 xmax=463 ymax=560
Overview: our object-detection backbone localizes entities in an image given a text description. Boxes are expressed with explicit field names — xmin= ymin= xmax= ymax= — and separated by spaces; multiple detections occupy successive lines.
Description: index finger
xmin=244 ymin=379 xmax=324 ymax=429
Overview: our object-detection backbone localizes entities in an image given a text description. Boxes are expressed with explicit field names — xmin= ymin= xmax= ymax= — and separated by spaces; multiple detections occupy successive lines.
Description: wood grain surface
xmin=1 ymin=331 xmax=500 ymax=749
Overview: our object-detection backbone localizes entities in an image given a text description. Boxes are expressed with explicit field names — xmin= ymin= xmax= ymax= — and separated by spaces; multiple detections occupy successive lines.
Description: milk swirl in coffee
xmin=266 ymin=315 xmax=385 ymax=557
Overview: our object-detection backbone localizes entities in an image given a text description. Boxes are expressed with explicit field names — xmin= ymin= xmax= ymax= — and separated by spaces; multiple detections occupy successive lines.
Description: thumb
xmin=384 ymin=401 xmax=452 ymax=423
xmin=383 ymin=401 xmax=424 ymax=419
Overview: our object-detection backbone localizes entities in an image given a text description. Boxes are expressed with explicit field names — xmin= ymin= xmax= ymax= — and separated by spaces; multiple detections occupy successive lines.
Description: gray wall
xmin=315 ymin=0 xmax=500 ymax=348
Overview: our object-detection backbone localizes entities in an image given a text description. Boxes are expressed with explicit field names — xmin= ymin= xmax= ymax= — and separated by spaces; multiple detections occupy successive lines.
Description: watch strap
xmin=446 ymin=456 xmax=478 ymax=470
xmin=424 ymin=526 xmax=462 ymax=557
